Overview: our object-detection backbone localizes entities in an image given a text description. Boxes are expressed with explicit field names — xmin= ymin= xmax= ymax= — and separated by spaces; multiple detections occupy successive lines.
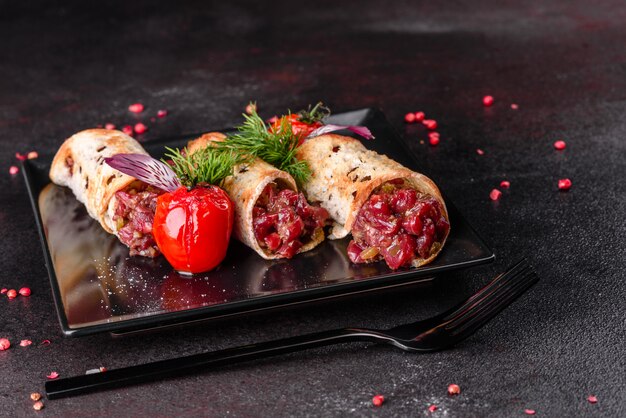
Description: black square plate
xmin=23 ymin=108 xmax=494 ymax=337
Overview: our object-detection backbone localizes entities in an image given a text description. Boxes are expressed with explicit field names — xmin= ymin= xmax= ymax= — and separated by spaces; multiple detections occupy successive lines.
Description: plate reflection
xmin=38 ymin=184 xmax=370 ymax=329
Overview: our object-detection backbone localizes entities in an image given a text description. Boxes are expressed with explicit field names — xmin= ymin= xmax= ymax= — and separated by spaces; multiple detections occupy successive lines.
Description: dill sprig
xmin=163 ymin=146 xmax=241 ymax=188
xmin=220 ymin=108 xmax=311 ymax=185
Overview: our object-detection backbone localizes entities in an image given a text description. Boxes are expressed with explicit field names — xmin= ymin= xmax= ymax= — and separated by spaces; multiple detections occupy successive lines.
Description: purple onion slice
xmin=105 ymin=153 xmax=181 ymax=193
xmin=306 ymin=124 xmax=375 ymax=140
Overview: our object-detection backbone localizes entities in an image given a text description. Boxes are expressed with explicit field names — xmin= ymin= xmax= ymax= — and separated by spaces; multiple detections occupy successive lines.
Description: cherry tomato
xmin=270 ymin=114 xmax=322 ymax=144
xmin=153 ymin=186 xmax=234 ymax=274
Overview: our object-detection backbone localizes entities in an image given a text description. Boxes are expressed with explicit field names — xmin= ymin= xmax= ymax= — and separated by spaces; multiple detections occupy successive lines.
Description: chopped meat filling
xmin=113 ymin=186 xmax=162 ymax=257
xmin=253 ymin=184 xmax=329 ymax=258
xmin=348 ymin=181 xmax=449 ymax=270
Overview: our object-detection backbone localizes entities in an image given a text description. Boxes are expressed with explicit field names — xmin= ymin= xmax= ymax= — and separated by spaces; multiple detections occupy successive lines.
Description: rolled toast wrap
xmin=49 ymin=129 xmax=153 ymax=243
xmin=296 ymin=134 xmax=450 ymax=266
xmin=187 ymin=133 xmax=325 ymax=260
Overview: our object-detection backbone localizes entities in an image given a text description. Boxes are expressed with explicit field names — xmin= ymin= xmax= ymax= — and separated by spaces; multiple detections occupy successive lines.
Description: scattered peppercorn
xmin=30 ymin=393 xmax=42 ymax=401
xmin=423 ymin=119 xmax=438 ymax=130
xmin=33 ymin=401 xmax=44 ymax=411
xmin=587 ymin=395 xmax=598 ymax=404
xmin=0 ymin=338 xmax=10 ymax=350
xmin=20 ymin=339 xmax=32 ymax=347
xmin=428 ymin=404 xmax=438 ymax=412
xmin=157 ymin=109 xmax=168 ymax=118
xmin=483 ymin=95 xmax=494 ymax=106
xmin=128 ymin=103 xmax=144 ymax=113
xmin=500 ymin=180 xmax=511 ymax=189
xmin=476 ymin=149 xmax=485 ymax=155
xmin=372 ymin=395 xmax=385 ymax=407
xmin=105 ymin=123 xmax=116 ymax=130
xmin=414 ymin=111 xmax=425 ymax=122
xmin=134 ymin=123 xmax=148 ymax=134
xmin=27 ymin=151 xmax=38 ymax=159
xmin=511 ymin=103 xmax=519 ymax=110
xmin=404 ymin=112 xmax=416 ymax=123
xmin=122 ymin=125 xmax=134 ymax=136
xmin=7 ymin=289 xmax=17 ymax=299
xmin=447 ymin=384 xmax=461 ymax=395
xmin=0 ymin=288 xmax=7 ymax=294
xmin=524 ymin=409 xmax=536 ymax=415
xmin=18 ymin=287 xmax=31 ymax=297
xmin=558 ymin=178 xmax=572 ymax=191
xmin=246 ymin=103 xmax=257 ymax=115
xmin=554 ymin=140 xmax=566 ymax=150
xmin=490 ymin=189 xmax=502 ymax=201
xmin=9 ymin=166 xmax=19 ymax=175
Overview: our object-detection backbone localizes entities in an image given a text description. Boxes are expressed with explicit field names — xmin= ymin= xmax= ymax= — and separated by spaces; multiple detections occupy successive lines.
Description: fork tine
xmin=445 ymin=264 xmax=536 ymax=332
xmin=447 ymin=269 xmax=538 ymax=339
xmin=442 ymin=259 xmax=531 ymax=323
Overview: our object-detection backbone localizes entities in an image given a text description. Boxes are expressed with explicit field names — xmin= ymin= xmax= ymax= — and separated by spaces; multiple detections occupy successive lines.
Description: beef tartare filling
xmin=253 ymin=184 xmax=329 ymax=258
xmin=348 ymin=182 xmax=449 ymax=269
xmin=114 ymin=186 xmax=162 ymax=257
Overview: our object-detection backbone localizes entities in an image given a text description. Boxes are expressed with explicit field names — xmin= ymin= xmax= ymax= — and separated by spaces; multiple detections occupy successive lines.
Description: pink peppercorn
xmin=0 ymin=338 xmax=10 ymax=350
xmin=447 ymin=384 xmax=461 ymax=395
xmin=372 ymin=395 xmax=385 ymax=407
xmin=7 ymin=289 xmax=17 ymax=299
xmin=246 ymin=103 xmax=257 ymax=115
xmin=423 ymin=119 xmax=438 ymax=130
xmin=414 ymin=111 xmax=425 ymax=122
xmin=27 ymin=151 xmax=38 ymax=159
xmin=511 ymin=103 xmax=519 ymax=109
xmin=483 ymin=95 xmax=494 ymax=106
xmin=0 ymin=288 xmax=7 ymax=294
xmin=524 ymin=409 xmax=536 ymax=415
xmin=105 ymin=123 xmax=116 ymax=130
xmin=404 ymin=112 xmax=416 ymax=123
xmin=134 ymin=123 xmax=148 ymax=134
xmin=554 ymin=140 xmax=566 ymax=150
xmin=9 ymin=166 xmax=19 ymax=175
xmin=500 ymin=180 xmax=510 ymax=188
xmin=428 ymin=404 xmax=437 ymax=412
xmin=558 ymin=178 xmax=572 ymax=191
xmin=20 ymin=339 xmax=32 ymax=347
xmin=128 ymin=103 xmax=144 ymax=113
xmin=429 ymin=136 xmax=440 ymax=146
xmin=19 ymin=287 xmax=31 ymax=297
xmin=587 ymin=395 xmax=597 ymax=404
xmin=490 ymin=189 xmax=502 ymax=201
xmin=157 ymin=109 xmax=168 ymax=118
xmin=476 ymin=149 xmax=485 ymax=155
xmin=122 ymin=125 xmax=134 ymax=136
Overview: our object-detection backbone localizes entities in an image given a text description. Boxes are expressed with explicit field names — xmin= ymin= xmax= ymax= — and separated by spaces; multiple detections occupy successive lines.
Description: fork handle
xmin=45 ymin=328 xmax=387 ymax=400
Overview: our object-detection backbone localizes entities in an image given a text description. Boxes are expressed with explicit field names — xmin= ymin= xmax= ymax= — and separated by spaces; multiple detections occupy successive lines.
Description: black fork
xmin=46 ymin=259 xmax=538 ymax=399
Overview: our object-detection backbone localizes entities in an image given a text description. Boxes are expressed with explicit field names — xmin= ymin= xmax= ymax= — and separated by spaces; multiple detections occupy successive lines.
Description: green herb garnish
xmin=297 ymin=101 xmax=330 ymax=124
xmin=220 ymin=108 xmax=311 ymax=186
xmin=163 ymin=146 xmax=242 ymax=188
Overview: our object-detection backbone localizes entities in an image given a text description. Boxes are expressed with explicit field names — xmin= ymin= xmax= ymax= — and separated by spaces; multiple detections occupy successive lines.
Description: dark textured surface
xmin=0 ymin=1 xmax=624 ymax=416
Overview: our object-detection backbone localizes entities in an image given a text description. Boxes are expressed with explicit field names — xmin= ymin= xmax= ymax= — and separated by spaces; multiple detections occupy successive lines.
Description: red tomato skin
xmin=153 ymin=186 xmax=234 ymax=274
xmin=270 ymin=115 xmax=322 ymax=144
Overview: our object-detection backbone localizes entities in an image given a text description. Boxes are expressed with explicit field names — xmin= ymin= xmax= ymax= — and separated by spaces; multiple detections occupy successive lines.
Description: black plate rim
xmin=23 ymin=107 xmax=495 ymax=337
